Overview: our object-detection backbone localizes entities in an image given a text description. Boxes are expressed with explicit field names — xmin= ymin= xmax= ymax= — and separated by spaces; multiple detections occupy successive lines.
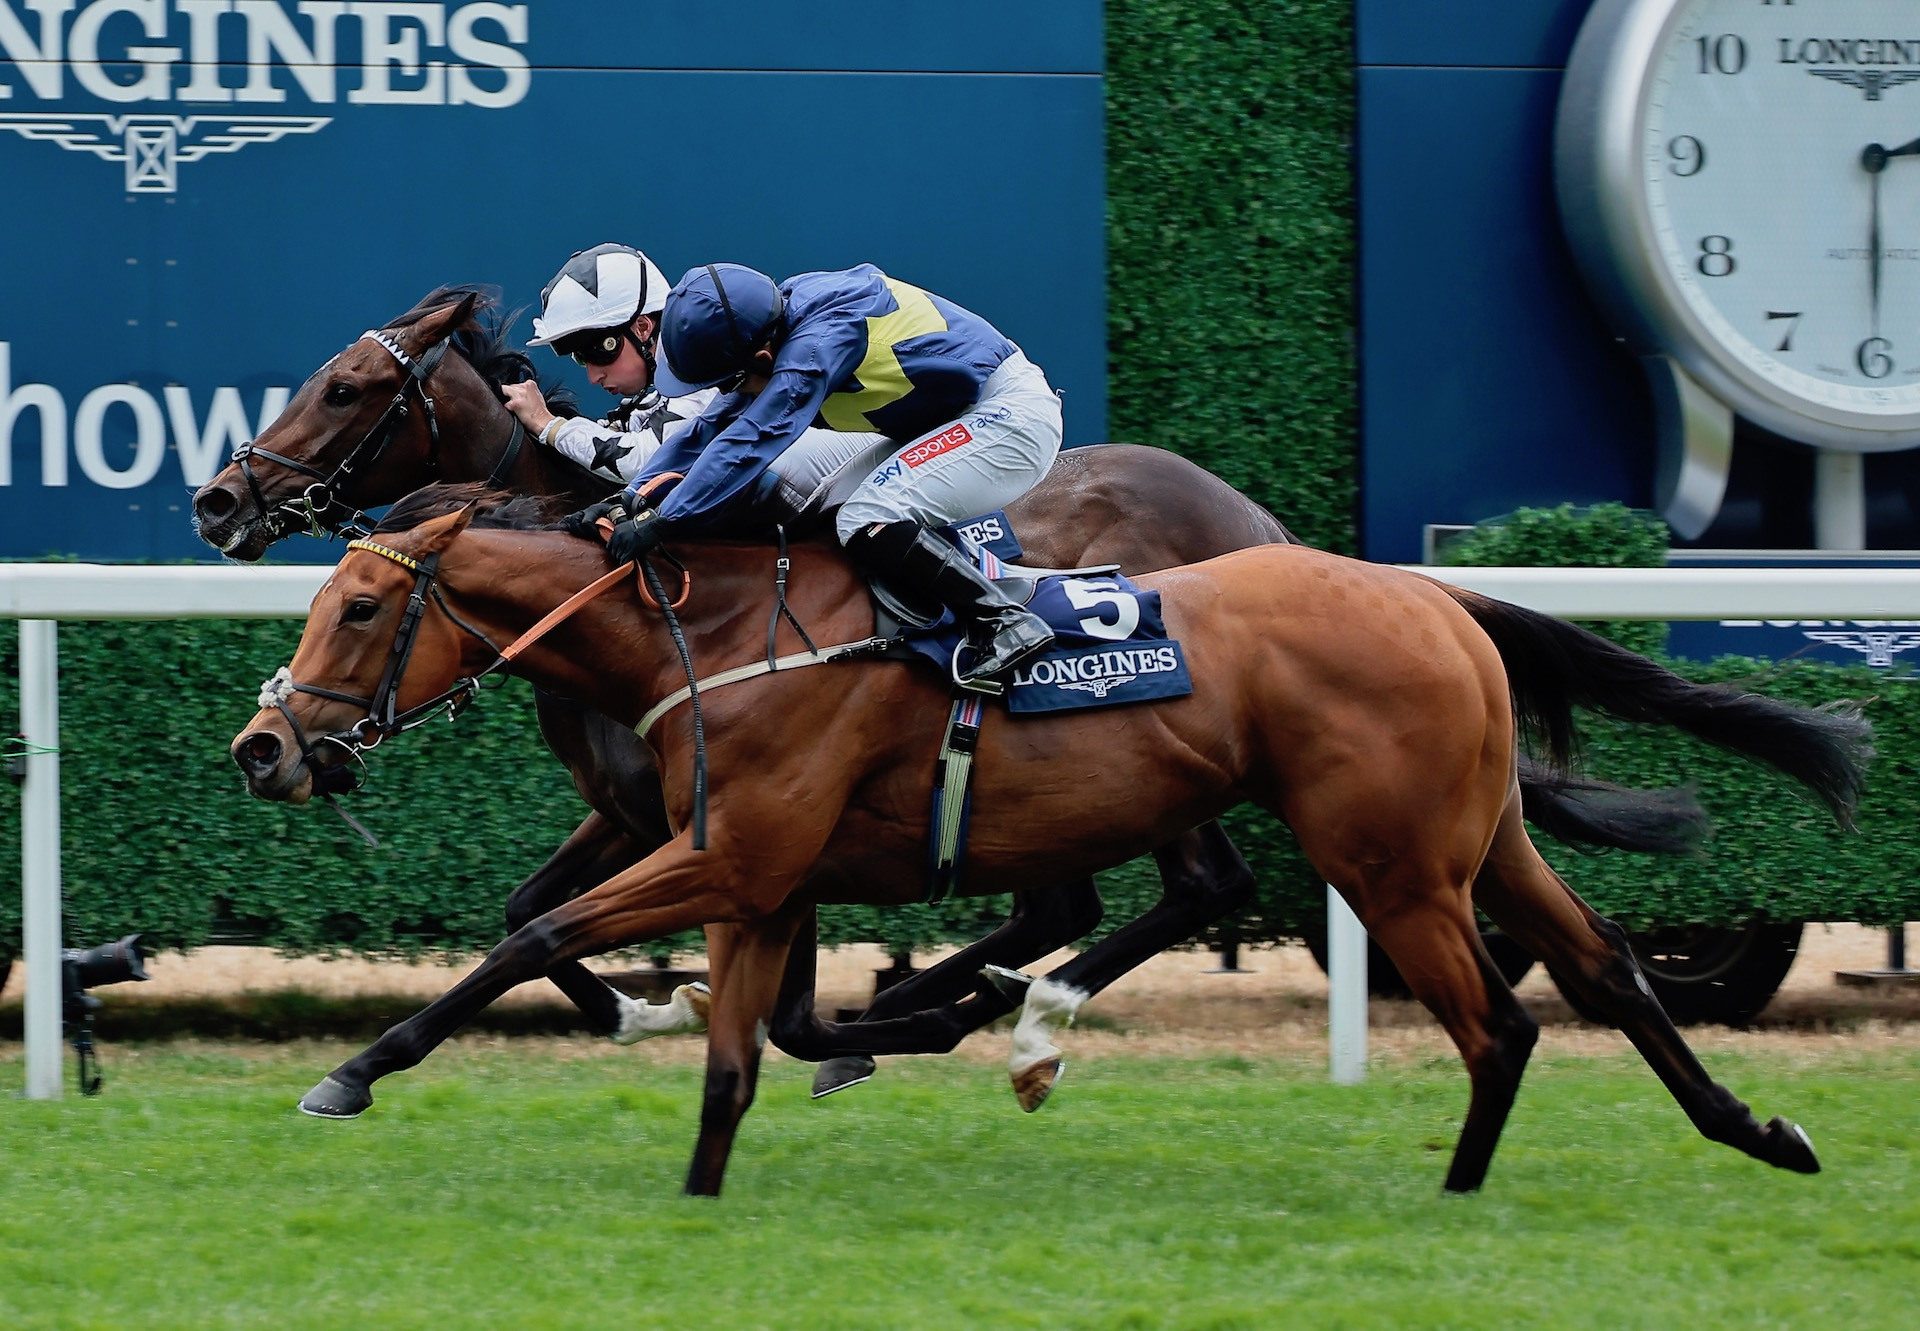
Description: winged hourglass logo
xmin=0 ymin=113 xmax=330 ymax=193
xmin=1803 ymin=630 xmax=1920 ymax=668
xmin=1807 ymin=69 xmax=1920 ymax=103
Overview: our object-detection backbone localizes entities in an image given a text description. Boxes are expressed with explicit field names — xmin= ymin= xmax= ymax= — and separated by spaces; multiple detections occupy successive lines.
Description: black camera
xmin=62 ymin=935 xmax=148 ymax=1095
xmin=63 ymin=934 xmax=150 ymax=998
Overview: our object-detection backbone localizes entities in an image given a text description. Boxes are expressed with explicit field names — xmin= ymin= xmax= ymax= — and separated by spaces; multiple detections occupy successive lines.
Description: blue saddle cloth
xmin=898 ymin=544 xmax=1194 ymax=714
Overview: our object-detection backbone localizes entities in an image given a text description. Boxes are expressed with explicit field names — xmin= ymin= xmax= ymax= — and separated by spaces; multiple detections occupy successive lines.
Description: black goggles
xmin=560 ymin=327 xmax=629 ymax=368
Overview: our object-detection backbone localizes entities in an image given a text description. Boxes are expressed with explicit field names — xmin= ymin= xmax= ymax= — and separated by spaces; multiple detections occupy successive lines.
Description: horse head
xmin=230 ymin=502 xmax=488 ymax=803
xmin=192 ymin=287 xmax=578 ymax=562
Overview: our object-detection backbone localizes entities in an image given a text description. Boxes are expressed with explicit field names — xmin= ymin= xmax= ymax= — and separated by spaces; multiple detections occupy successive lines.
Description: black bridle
xmin=258 ymin=538 xmax=510 ymax=793
xmin=229 ymin=329 xmax=528 ymax=542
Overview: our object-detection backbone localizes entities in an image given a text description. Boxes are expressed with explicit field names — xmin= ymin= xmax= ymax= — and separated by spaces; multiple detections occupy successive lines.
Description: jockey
xmin=591 ymin=262 xmax=1064 ymax=686
xmin=507 ymin=243 xmax=720 ymax=481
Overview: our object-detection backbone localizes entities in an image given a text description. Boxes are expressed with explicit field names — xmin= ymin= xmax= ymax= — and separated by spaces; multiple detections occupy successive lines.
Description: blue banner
xmin=0 ymin=1 xmax=1105 ymax=560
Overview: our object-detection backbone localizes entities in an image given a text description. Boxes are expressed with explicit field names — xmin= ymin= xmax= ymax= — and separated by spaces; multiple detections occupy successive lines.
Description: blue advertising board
xmin=0 ymin=1 xmax=1106 ymax=561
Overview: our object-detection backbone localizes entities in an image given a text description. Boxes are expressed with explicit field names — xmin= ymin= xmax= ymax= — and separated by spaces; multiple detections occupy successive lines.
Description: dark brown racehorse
xmin=231 ymin=490 xmax=1866 ymax=1196
xmin=192 ymin=289 xmax=1703 ymax=1094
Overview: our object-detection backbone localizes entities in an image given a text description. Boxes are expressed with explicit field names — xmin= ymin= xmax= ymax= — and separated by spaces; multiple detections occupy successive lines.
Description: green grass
xmin=3 ymin=1044 xmax=1917 ymax=1330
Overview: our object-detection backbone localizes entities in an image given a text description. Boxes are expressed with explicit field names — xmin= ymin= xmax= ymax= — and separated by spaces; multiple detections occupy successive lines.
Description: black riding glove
xmin=606 ymin=504 xmax=666 ymax=565
xmin=561 ymin=499 xmax=627 ymax=540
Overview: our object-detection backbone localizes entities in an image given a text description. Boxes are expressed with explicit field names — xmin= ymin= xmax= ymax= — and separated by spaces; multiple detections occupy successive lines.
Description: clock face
xmin=1639 ymin=0 xmax=1920 ymax=440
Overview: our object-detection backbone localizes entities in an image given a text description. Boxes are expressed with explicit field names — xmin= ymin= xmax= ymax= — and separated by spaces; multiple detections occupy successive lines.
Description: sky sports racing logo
xmin=0 ymin=1 xmax=530 ymax=192
xmin=902 ymin=421 xmax=972 ymax=468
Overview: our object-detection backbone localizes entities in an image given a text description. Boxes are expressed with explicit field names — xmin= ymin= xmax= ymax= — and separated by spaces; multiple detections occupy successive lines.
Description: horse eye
xmin=343 ymin=599 xmax=379 ymax=624
xmin=325 ymin=382 xmax=360 ymax=408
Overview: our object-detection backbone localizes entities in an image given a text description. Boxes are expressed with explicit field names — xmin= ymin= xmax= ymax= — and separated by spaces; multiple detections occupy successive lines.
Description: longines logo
xmin=0 ymin=1 xmax=529 ymax=194
xmin=1781 ymin=37 xmax=1920 ymax=101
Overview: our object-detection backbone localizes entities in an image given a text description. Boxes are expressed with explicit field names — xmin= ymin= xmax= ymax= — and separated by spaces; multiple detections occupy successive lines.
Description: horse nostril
xmin=195 ymin=486 xmax=238 ymax=523
xmin=236 ymin=731 xmax=283 ymax=777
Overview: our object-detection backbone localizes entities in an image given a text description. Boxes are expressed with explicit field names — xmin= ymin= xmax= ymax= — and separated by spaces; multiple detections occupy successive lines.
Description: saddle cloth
xmin=897 ymin=545 xmax=1194 ymax=714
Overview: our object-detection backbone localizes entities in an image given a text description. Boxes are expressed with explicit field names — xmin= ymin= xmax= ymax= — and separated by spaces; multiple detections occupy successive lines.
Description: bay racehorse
xmin=230 ymin=490 xmax=1867 ymax=1195
xmin=192 ymin=289 xmax=1704 ymax=1095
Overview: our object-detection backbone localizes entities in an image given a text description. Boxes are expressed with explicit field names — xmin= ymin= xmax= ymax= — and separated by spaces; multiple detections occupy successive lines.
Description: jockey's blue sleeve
xmin=639 ymin=319 xmax=867 ymax=528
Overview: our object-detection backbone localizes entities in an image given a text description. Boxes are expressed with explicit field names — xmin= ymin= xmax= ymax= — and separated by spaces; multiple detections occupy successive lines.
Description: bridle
xmin=228 ymin=328 xmax=528 ymax=542
xmin=257 ymin=537 xmax=637 ymax=794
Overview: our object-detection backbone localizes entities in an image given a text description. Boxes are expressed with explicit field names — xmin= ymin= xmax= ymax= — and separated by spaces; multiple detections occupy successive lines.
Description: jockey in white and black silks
xmin=587 ymin=262 xmax=1064 ymax=686
xmin=505 ymin=243 xmax=717 ymax=481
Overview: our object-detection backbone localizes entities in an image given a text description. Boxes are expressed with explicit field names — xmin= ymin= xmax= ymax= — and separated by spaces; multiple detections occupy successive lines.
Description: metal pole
xmin=1328 ymin=885 xmax=1367 ymax=1084
xmin=1813 ymin=449 xmax=1866 ymax=552
xmin=20 ymin=619 xmax=62 ymax=1100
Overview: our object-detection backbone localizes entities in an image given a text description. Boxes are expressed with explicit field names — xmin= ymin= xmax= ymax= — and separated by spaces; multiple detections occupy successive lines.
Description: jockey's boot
xmin=847 ymin=520 xmax=1055 ymax=686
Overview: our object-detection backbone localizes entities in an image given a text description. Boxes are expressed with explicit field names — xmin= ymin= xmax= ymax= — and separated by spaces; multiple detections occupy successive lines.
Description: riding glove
xmin=561 ymin=498 xmax=627 ymax=540
xmin=606 ymin=504 xmax=666 ymax=565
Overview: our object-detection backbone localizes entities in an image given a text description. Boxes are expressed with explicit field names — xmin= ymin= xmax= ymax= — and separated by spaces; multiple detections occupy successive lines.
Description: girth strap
xmin=926 ymin=693 xmax=986 ymax=903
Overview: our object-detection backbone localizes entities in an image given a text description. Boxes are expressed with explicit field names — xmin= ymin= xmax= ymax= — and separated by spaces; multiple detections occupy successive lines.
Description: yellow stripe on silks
xmin=818 ymin=279 xmax=948 ymax=432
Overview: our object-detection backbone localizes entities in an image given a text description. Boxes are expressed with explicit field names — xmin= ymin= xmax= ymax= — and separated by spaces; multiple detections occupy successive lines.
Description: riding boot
xmin=846 ymin=520 xmax=1056 ymax=685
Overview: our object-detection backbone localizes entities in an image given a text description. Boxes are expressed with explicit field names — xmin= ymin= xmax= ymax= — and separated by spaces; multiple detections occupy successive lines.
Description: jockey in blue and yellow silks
xmin=588 ymin=262 xmax=1064 ymax=686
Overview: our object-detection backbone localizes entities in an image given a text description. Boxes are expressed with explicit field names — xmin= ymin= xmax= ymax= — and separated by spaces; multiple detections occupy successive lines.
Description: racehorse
xmin=192 ymin=288 xmax=1704 ymax=1095
xmin=230 ymin=488 xmax=1867 ymax=1195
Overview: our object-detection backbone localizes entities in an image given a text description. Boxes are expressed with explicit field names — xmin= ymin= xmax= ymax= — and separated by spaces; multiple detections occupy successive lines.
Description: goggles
xmin=560 ymin=327 xmax=630 ymax=368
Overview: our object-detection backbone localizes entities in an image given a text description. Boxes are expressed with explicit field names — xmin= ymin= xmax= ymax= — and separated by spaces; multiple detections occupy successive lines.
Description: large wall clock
xmin=1557 ymin=0 xmax=1920 ymax=541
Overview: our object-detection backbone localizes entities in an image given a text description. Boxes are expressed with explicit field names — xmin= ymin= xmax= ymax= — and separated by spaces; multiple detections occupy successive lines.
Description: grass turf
xmin=2 ymin=1043 xmax=1916 ymax=1330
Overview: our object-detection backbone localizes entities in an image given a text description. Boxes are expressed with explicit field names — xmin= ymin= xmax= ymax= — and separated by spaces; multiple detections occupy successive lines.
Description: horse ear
xmin=411 ymin=502 xmax=479 ymax=557
xmin=404 ymin=291 xmax=481 ymax=352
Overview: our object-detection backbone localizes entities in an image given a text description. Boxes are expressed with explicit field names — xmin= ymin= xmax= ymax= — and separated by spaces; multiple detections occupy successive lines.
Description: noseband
xmin=229 ymin=329 xmax=528 ymax=542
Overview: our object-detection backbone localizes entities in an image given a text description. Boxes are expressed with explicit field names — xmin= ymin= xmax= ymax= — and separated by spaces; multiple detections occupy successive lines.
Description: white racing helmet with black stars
xmin=528 ymin=244 xmax=669 ymax=367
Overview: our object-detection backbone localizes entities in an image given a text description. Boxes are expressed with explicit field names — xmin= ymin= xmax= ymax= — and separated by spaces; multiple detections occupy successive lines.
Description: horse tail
xmin=1444 ymin=587 xmax=1874 ymax=830
xmin=1514 ymin=756 xmax=1710 ymax=856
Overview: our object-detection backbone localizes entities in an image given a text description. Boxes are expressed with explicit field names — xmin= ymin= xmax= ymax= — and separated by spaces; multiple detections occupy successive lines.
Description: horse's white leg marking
xmin=1008 ymin=977 xmax=1089 ymax=1077
xmin=610 ymin=982 xmax=711 ymax=1045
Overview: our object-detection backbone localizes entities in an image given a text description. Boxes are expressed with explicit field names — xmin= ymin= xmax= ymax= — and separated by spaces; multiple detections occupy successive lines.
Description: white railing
xmin=9 ymin=563 xmax=1920 ymax=1097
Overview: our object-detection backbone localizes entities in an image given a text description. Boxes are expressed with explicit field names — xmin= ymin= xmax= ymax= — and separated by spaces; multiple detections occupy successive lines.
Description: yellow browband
xmin=346 ymin=538 xmax=422 ymax=572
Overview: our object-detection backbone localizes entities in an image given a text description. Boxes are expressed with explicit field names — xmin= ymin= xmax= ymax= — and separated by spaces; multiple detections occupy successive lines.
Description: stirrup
xmin=950 ymin=642 xmax=1007 ymax=696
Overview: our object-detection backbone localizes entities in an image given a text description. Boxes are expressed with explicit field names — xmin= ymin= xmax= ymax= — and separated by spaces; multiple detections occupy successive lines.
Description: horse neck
xmin=448 ymin=531 xmax=874 ymax=727
xmin=434 ymin=362 xmax=608 ymax=506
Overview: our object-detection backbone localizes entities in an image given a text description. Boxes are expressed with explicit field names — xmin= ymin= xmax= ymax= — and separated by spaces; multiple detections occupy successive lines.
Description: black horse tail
xmin=1446 ymin=588 xmax=1874 ymax=830
xmin=1515 ymin=755 xmax=1710 ymax=856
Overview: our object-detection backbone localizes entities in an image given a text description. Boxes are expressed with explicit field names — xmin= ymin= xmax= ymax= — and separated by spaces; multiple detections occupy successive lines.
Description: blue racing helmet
xmin=651 ymin=263 xmax=787 ymax=396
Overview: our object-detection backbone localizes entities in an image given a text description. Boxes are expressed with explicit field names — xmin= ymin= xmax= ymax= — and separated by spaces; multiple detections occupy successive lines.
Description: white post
xmin=1327 ymin=884 xmax=1367 ymax=1084
xmin=20 ymin=619 xmax=63 ymax=1100
xmin=1813 ymin=449 xmax=1866 ymax=552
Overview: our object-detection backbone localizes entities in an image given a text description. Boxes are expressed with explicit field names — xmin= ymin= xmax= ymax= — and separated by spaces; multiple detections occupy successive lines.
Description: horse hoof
xmin=1764 ymin=1116 xmax=1820 ymax=1174
xmin=811 ymin=1056 xmax=877 ymax=1099
xmin=298 ymin=1075 xmax=371 ymax=1119
xmin=1012 ymin=1057 xmax=1064 ymax=1113
xmin=676 ymin=982 xmax=712 ymax=1030
xmin=981 ymin=964 xmax=1037 ymax=1004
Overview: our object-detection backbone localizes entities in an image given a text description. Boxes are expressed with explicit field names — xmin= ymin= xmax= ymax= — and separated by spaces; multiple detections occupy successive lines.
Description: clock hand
xmin=1864 ymin=144 xmax=1887 ymax=336
xmin=1883 ymin=135 xmax=1920 ymax=162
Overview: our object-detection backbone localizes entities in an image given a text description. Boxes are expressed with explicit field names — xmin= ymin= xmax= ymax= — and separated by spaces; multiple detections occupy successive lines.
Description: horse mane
xmin=386 ymin=285 xmax=583 ymax=419
xmin=372 ymin=482 xmax=568 ymax=535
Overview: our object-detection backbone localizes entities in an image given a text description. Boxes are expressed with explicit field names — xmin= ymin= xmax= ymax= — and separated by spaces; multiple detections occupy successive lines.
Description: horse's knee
xmin=699 ymin=1067 xmax=753 ymax=1131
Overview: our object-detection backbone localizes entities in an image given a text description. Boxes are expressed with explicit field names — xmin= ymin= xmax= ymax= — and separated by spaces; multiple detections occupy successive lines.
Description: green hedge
xmin=1107 ymin=0 xmax=1357 ymax=553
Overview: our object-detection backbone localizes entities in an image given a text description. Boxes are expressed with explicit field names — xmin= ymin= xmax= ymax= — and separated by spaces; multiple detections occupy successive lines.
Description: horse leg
xmin=298 ymin=837 xmax=769 ymax=1120
xmin=685 ymin=905 xmax=807 ymax=1198
xmin=1471 ymin=795 xmax=1819 ymax=1174
xmin=997 ymin=822 xmax=1257 ymax=1110
xmin=1361 ymin=885 xmax=1539 ymax=1193
xmin=803 ymin=879 xmax=1104 ymax=1098
xmin=502 ymin=811 xmax=710 ymax=1042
